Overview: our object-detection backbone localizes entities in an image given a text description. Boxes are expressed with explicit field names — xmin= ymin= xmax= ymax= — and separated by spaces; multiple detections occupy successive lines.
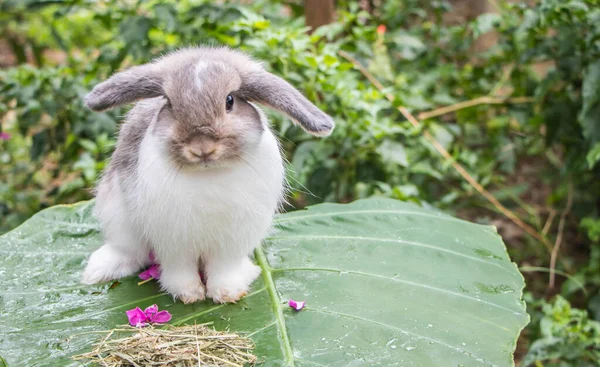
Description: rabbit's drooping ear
xmin=241 ymin=70 xmax=335 ymax=137
xmin=85 ymin=64 xmax=163 ymax=112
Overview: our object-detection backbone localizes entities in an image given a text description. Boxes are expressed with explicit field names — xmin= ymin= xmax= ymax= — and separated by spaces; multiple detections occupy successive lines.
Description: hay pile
xmin=72 ymin=323 xmax=257 ymax=366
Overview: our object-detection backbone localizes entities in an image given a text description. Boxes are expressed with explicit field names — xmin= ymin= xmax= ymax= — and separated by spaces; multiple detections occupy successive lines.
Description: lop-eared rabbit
xmin=81 ymin=47 xmax=334 ymax=303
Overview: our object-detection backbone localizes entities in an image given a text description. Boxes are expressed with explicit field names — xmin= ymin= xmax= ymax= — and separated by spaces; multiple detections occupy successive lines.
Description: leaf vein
xmin=274 ymin=210 xmax=462 ymax=224
xmin=173 ymin=287 xmax=266 ymax=326
xmin=37 ymin=217 xmax=98 ymax=229
xmin=274 ymin=267 xmax=521 ymax=316
xmin=268 ymin=235 xmax=509 ymax=271
xmin=307 ymin=308 xmax=496 ymax=366
xmin=246 ymin=321 xmax=276 ymax=338
xmin=53 ymin=293 xmax=167 ymax=324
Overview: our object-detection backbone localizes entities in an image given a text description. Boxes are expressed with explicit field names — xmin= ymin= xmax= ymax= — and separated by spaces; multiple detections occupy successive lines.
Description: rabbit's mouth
xmin=166 ymin=129 xmax=259 ymax=171
xmin=182 ymin=159 xmax=237 ymax=172
xmin=167 ymin=150 xmax=237 ymax=171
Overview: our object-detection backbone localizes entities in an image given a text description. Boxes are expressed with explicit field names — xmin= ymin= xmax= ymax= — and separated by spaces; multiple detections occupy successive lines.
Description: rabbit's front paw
xmin=206 ymin=258 xmax=261 ymax=303
xmin=82 ymin=244 xmax=143 ymax=284
xmin=160 ymin=270 xmax=205 ymax=304
xmin=174 ymin=281 xmax=206 ymax=304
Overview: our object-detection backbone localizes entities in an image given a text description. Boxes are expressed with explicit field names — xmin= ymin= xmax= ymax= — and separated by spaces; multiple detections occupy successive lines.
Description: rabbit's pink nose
xmin=187 ymin=146 xmax=216 ymax=160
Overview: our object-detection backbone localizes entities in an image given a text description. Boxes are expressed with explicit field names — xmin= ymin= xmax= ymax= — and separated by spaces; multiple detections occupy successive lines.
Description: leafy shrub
xmin=0 ymin=65 xmax=116 ymax=230
xmin=523 ymin=296 xmax=600 ymax=366
xmin=502 ymin=0 xmax=600 ymax=195
xmin=0 ymin=0 xmax=448 ymax=230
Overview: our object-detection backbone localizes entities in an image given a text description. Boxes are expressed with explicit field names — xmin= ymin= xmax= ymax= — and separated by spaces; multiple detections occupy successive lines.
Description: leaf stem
xmin=255 ymin=247 xmax=294 ymax=366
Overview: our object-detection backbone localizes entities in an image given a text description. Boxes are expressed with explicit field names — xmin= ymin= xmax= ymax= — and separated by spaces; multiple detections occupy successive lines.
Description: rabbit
xmin=80 ymin=47 xmax=334 ymax=303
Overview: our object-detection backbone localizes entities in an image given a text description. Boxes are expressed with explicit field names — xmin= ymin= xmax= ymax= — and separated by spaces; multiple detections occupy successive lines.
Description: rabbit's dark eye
xmin=226 ymin=94 xmax=234 ymax=112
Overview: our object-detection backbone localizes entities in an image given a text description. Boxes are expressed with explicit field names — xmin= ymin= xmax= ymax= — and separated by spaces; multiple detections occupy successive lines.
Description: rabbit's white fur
xmin=83 ymin=107 xmax=284 ymax=303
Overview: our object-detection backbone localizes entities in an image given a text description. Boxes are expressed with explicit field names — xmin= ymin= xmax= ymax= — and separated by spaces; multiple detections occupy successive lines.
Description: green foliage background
xmin=1 ymin=0 xmax=599 ymax=364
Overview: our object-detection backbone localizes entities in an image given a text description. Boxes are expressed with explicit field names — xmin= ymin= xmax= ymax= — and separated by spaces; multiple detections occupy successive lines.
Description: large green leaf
xmin=0 ymin=198 xmax=528 ymax=366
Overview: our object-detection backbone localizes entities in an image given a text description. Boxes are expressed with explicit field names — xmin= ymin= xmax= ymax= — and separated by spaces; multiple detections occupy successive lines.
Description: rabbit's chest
xmin=133 ymin=132 xmax=284 ymax=247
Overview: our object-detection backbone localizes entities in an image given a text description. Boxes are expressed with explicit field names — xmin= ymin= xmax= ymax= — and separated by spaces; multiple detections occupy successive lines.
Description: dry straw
xmin=72 ymin=323 xmax=257 ymax=367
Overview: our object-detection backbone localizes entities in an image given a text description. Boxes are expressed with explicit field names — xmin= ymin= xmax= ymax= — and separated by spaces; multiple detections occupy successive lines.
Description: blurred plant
xmin=522 ymin=295 xmax=600 ymax=366
xmin=0 ymin=65 xmax=116 ymax=231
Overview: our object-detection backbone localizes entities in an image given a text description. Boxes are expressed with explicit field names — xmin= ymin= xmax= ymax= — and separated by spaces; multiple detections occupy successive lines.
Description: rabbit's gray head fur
xmin=86 ymin=47 xmax=334 ymax=167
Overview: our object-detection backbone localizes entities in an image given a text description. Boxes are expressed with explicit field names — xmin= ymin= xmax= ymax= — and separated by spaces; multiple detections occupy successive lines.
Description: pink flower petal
xmin=138 ymin=268 xmax=152 ymax=280
xmin=288 ymin=299 xmax=305 ymax=311
xmin=139 ymin=264 xmax=161 ymax=280
xmin=144 ymin=304 xmax=159 ymax=318
xmin=150 ymin=310 xmax=172 ymax=324
xmin=126 ymin=307 xmax=149 ymax=327
xmin=0 ymin=132 xmax=10 ymax=141
xmin=148 ymin=264 xmax=161 ymax=278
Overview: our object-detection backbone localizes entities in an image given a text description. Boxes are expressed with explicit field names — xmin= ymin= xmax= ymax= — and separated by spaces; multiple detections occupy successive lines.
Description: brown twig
xmin=338 ymin=50 xmax=562 ymax=261
xmin=417 ymin=96 xmax=534 ymax=121
xmin=549 ymin=182 xmax=574 ymax=289
xmin=489 ymin=64 xmax=515 ymax=97
xmin=542 ymin=209 xmax=557 ymax=237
